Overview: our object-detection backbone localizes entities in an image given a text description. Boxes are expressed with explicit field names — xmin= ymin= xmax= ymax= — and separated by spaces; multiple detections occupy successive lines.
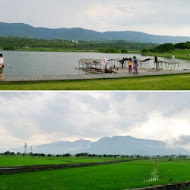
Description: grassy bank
xmin=0 ymin=160 xmax=190 ymax=190
xmin=143 ymin=49 xmax=190 ymax=60
xmin=1 ymin=73 xmax=190 ymax=90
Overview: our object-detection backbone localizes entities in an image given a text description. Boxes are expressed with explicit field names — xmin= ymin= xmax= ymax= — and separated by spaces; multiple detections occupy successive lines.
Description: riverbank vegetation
xmin=142 ymin=42 xmax=190 ymax=59
xmin=0 ymin=37 xmax=157 ymax=53
xmin=1 ymin=73 xmax=190 ymax=90
xmin=1 ymin=37 xmax=190 ymax=60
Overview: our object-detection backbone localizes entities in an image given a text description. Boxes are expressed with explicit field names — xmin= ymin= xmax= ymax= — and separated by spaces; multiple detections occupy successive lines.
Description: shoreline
xmin=0 ymin=49 xmax=141 ymax=54
xmin=2 ymin=49 xmax=190 ymax=61
xmin=143 ymin=51 xmax=190 ymax=61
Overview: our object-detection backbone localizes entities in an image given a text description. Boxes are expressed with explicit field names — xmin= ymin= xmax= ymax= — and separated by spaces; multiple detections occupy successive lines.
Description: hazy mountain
xmin=33 ymin=140 xmax=91 ymax=155
xmin=89 ymin=136 xmax=189 ymax=156
xmin=1 ymin=22 xmax=190 ymax=44
xmin=4 ymin=136 xmax=189 ymax=156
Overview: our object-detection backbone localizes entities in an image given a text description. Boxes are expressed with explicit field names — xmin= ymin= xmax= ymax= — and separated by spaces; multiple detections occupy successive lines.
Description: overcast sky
xmin=0 ymin=0 xmax=190 ymax=36
xmin=0 ymin=92 xmax=190 ymax=151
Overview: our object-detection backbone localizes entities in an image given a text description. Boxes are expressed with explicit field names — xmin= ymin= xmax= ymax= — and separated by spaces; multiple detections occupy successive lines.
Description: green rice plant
xmin=0 ymin=156 xmax=120 ymax=167
xmin=0 ymin=160 xmax=189 ymax=190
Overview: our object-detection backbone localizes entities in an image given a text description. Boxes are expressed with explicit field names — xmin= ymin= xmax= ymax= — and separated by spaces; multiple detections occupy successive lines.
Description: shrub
xmin=154 ymin=43 xmax=175 ymax=52
xmin=3 ymin=46 xmax=15 ymax=51
xmin=121 ymin=49 xmax=128 ymax=53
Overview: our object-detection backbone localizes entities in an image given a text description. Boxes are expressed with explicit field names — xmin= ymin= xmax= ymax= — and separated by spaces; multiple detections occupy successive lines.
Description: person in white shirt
xmin=102 ymin=58 xmax=108 ymax=73
xmin=172 ymin=54 xmax=176 ymax=62
xmin=0 ymin=54 xmax=6 ymax=79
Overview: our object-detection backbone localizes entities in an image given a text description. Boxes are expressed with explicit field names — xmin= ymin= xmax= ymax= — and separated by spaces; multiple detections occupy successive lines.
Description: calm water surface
xmin=2 ymin=51 xmax=190 ymax=77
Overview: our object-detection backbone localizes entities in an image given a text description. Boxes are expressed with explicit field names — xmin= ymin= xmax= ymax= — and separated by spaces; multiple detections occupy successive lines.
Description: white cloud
xmin=127 ymin=112 xmax=190 ymax=142
xmin=0 ymin=92 xmax=190 ymax=151
xmin=171 ymin=135 xmax=190 ymax=151
xmin=0 ymin=0 xmax=190 ymax=36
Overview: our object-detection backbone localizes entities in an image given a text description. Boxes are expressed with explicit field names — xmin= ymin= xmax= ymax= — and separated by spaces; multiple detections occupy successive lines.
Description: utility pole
xmin=30 ymin=146 xmax=33 ymax=153
xmin=24 ymin=143 xmax=27 ymax=154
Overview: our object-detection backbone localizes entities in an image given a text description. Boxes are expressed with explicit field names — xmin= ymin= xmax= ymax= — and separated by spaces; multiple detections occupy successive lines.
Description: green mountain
xmin=1 ymin=22 xmax=190 ymax=44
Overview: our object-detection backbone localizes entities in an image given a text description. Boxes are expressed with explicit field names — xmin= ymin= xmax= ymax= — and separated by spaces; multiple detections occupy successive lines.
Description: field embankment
xmin=130 ymin=181 xmax=190 ymax=190
xmin=0 ymin=159 xmax=131 ymax=175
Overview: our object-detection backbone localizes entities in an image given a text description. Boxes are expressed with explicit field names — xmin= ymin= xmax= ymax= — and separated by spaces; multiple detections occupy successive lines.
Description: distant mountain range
xmin=4 ymin=136 xmax=189 ymax=156
xmin=0 ymin=22 xmax=190 ymax=44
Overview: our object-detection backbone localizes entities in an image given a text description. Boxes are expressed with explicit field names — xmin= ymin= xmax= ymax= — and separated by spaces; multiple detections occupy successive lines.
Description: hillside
xmin=89 ymin=136 xmax=188 ymax=155
xmin=5 ymin=136 xmax=189 ymax=156
xmin=1 ymin=22 xmax=190 ymax=44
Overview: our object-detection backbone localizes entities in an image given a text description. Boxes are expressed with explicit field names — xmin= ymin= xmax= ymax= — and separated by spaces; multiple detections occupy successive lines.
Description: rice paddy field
xmin=0 ymin=156 xmax=119 ymax=167
xmin=0 ymin=158 xmax=190 ymax=190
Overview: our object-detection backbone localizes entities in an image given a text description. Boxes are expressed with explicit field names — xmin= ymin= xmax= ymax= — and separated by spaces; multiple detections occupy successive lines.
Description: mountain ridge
xmin=1 ymin=22 xmax=190 ymax=43
xmin=3 ymin=136 xmax=189 ymax=156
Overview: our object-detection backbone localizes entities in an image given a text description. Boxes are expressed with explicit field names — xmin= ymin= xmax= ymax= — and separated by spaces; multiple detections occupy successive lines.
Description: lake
xmin=2 ymin=51 xmax=190 ymax=77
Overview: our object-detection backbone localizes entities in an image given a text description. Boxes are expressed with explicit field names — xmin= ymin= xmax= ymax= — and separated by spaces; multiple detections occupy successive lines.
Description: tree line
xmin=0 ymin=37 xmax=157 ymax=53
xmin=142 ymin=41 xmax=190 ymax=53
xmin=1 ymin=151 xmax=189 ymax=159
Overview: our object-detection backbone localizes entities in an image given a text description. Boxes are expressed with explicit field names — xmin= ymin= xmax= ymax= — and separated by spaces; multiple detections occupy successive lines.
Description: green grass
xmin=0 ymin=156 xmax=118 ymax=167
xmin=143 ymin=49 xmax=190 ymax=60
xmin=0 ymin=160 xmax=190 ymax=190
xmin=1 ymin=74 xmax=190 ymax=90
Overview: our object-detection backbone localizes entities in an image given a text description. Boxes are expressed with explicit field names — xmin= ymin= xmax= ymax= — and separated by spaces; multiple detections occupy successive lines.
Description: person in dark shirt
xmin=133 ymin=56 xmax=138 ymax=74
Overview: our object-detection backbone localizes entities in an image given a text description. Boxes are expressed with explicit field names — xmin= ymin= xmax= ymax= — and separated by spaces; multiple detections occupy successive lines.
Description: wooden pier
xmin=78 ymin=58 xmax=119 ymax=74
xmin=155 ymin=59 xmax=180 ymax=71
xmin=2 ymin=69 xmax=190 ymax=83
xmin=77 ymin=57 xmax=182 ymax=74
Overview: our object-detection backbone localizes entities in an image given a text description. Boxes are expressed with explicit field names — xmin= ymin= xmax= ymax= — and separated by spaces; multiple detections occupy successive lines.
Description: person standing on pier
xmin=102 ymin=58 xmax=108 ymax=73
xmin=0 ymin=54 xmax=6 ymax=80
xmin=128 ymin=58 xmax=132 ymax=74
xmin=172 ymin=54 xmax=176 ymax=62
xmin=133 ymin=56 xmax=138 ymax=74
xmin=121 ymin=58 xmax=125 ymax=68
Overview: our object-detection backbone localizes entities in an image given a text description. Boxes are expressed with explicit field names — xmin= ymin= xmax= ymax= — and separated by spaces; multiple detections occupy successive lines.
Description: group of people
xmin=127 ymin=56 xmax=138 ymax=74
xmin=104 ymin=56 xmax=139 ymax=74
xmin=0 ymin=54 xmax=6 ymax=79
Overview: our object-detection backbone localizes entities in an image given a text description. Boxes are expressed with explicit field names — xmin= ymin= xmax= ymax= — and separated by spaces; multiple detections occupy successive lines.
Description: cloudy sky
xmin=1 ymin=0 xmax=190 ymax=36
xmin=0 ymin=92 xmax=190 ymax=151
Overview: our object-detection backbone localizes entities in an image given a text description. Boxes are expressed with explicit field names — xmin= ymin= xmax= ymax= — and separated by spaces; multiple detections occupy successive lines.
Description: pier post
xmin=155 ymin=56 xmax=159 ymax=71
